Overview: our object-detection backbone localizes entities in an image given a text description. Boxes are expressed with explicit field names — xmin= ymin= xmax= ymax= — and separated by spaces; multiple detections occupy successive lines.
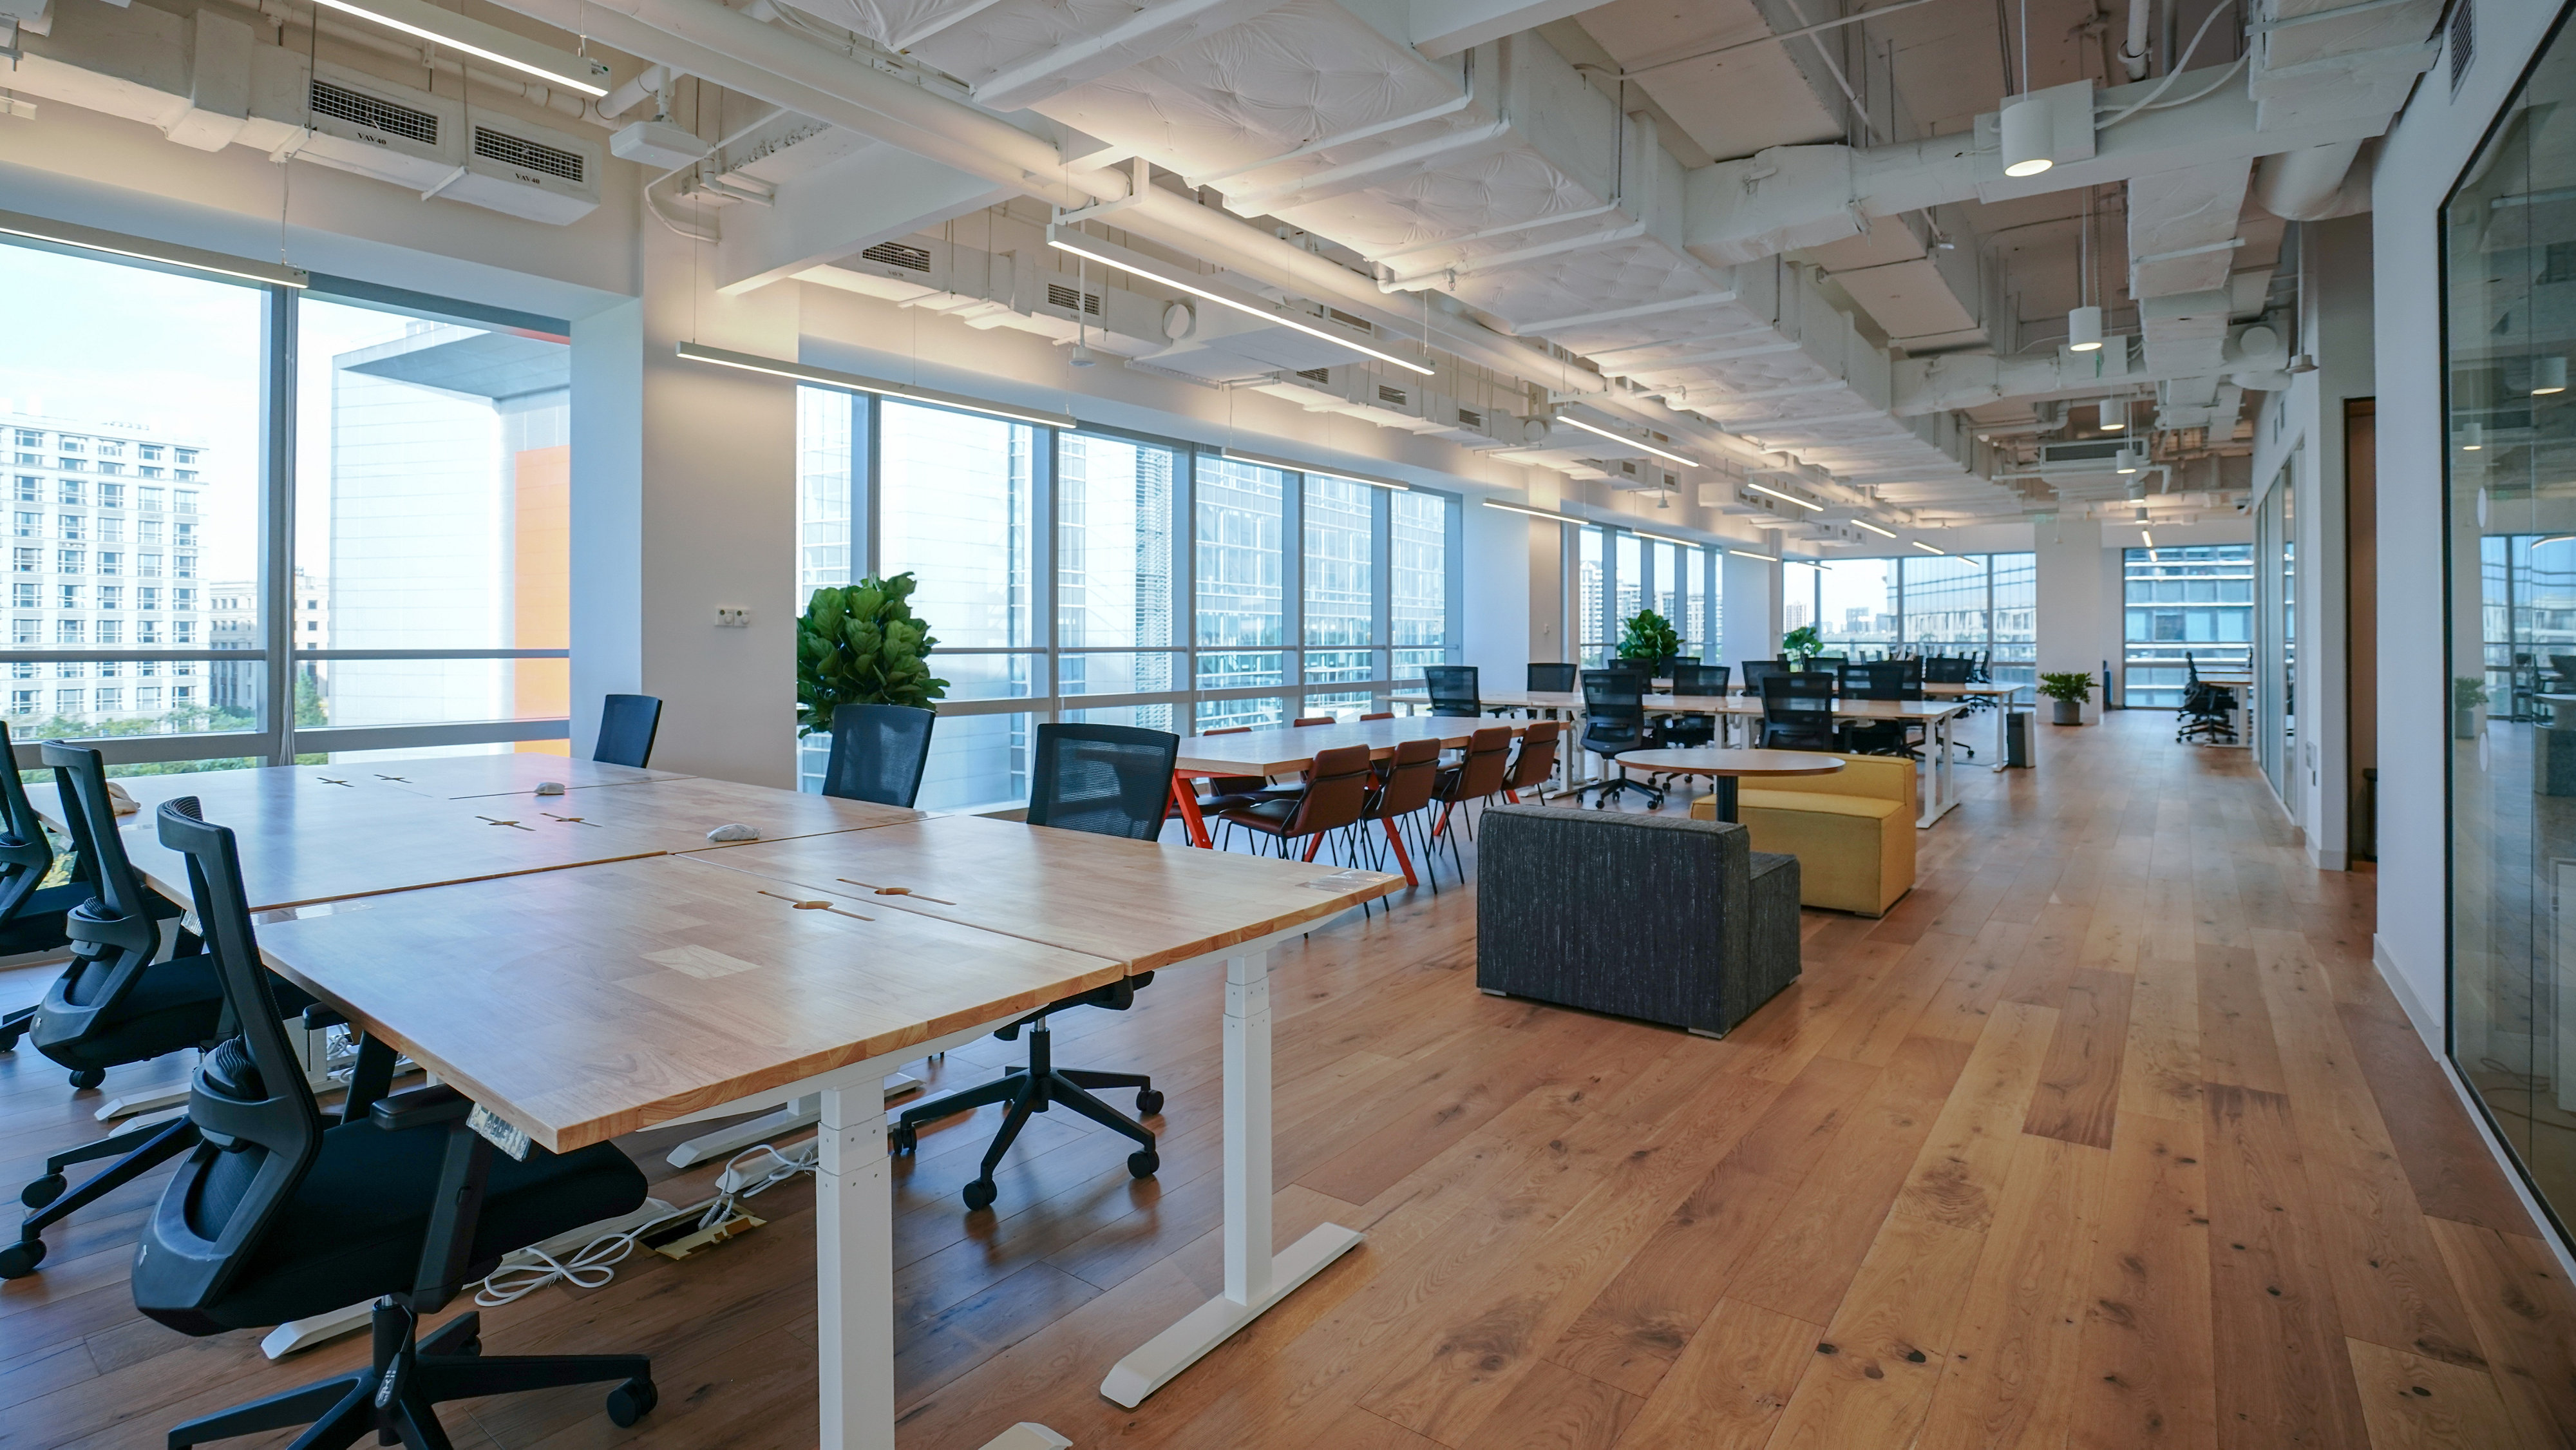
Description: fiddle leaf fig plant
xmin=1616 ymin=609 xmax=1681 ymax=663
xmin=797 ymin=573 xmax=949 ymax=736
xmin=1781 ymin=624 xmax=1823 ymax=662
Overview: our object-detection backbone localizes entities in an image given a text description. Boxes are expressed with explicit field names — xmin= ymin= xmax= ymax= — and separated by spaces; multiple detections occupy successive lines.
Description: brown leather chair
xmin=1170 ymin=725 xmax=1270 ymax=846
xmin=1220 ymin=745 xmax=1376 ymax=862
xmin=1501 ymin=720 xmax=1560 ymax=804
xmin=1359 ymin=736 xmax=1441 ymax=893
xmin=1427 ymin=726 xmax=1514 ymax=877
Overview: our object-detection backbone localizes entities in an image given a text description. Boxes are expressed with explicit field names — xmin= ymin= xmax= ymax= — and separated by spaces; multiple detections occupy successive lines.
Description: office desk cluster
xmin=52 ymin=756 xmax=1400 ymax=1450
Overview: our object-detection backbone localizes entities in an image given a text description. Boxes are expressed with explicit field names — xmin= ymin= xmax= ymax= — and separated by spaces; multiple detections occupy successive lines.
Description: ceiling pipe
xmin=2253 ymin=140 xmax=2372 ymax=221
xmin=600 ymin=62 xmax=671 ymax=120
xmin=2120 ymin=0 xmax=2152 ymax=80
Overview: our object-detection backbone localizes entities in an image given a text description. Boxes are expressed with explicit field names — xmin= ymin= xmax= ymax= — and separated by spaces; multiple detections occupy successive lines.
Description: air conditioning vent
xmin=861 ymin=242 xmax=932 ymax=272
xmin=474 ymin=125 xmax=583 ymax=183
xmin=1296 ymin=368 xmax=1332 ymax=384
xmin=1457 ymin=408 xmax=1483 ymax=428
xmin=1046 ymin=283 xmax=1101 ymax=316
xmin=310 ymin=79 xmax=438 ymax=145
xmin=1377 ymin=385 xmax=1408 ymax=406
xmin=2039 ymin=440 xmax=2127 ymax=464
xmin=1328 ymin=309 xmax=1372 ymax=332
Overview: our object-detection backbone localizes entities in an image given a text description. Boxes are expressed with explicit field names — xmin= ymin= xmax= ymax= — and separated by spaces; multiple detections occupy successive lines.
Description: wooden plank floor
xmin=5 ymin=711 xmax=2573 ymax=1449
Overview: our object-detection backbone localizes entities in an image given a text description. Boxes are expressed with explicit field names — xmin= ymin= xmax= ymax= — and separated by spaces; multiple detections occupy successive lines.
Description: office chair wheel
xmin=0 ymin=1022 xmax=22 ymax=1052
xmin=1135 ymin=1089 xmax=1164 ymax=1116
xmin=605 ymin=1377 xmax=657 ymax=1427
xmin=0 ymin=1237 xmax=41 ymax=1279
xmin=1128 ymin=1149 xmax=1159 ymax=1179
xmin=67 ymin=1069 xmax=104 ymax=1091
xmin=961 ymin=1178 xmax=998 ymax=1212
xmin=21 ymin=1173 xmax=64 ymax=1209
xmin=889 ymin=1123 xmax=919 ymax=1156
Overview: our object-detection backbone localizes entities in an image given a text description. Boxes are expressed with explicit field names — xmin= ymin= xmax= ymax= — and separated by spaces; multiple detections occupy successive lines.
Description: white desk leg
xmin=817 ymin=1083 xmax=896 ymax=1450
xmin=1100 ymin=949 xmax=1363 ymax=1408
xmin=665 ymin=1074 xmax=917 ymax=1169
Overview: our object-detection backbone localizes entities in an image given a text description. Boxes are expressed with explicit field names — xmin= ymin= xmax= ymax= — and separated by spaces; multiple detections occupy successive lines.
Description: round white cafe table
xmin=1614 ymin=747 xmax=1846 ymax=823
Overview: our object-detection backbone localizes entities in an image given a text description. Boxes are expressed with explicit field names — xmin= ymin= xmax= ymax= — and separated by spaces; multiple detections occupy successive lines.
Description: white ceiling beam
xmin=1408 ymin=0 xmax=1622 ymax=59
xmin=973 ymin=0 xmax=1296 ymax=111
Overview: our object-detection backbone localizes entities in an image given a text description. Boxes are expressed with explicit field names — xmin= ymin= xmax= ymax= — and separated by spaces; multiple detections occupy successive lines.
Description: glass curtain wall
xmin=796 ymin=395 xmax=1458 ymax=807
xmin=2444 ymin=15 xmax=2576 ymax=1247
xmin=1 ymin=236 xmax=573 ymax=774
xmin=1804 ymin=553 xmax=2038 ymax=682
xmin=1576 ymin=526 xmax=1607 ymax=666
xmin=2121 ymin=545 xmax=2254 ymax=708
xmin=1569 ymin=525 xmax=1716 ymax=666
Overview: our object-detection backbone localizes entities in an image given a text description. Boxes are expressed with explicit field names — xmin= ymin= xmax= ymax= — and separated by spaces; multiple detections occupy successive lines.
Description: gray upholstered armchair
xmin=1474 ymin=805 xmax=1801 ymax=1038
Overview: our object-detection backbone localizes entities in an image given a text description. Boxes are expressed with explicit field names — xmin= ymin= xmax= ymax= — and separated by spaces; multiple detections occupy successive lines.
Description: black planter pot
xmin=2052 ymin=698 xmax=2084 ymax=725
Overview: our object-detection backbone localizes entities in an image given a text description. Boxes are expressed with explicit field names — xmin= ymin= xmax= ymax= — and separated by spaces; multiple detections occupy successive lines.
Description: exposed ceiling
xmin=4 ymin=0 xmax=2443 ymax=541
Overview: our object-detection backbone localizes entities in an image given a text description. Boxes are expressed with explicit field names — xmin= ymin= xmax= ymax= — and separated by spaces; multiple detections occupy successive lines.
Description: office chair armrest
xmin=301 ymin=1004 xmax=348 ymax=1031
xmin=370 ymin=1083 xmax=473 ymax=1132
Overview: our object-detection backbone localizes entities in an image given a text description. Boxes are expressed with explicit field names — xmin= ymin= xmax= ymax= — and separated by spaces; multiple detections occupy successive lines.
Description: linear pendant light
xmin=1850 ymin=518 xmax=1897 ymax=538
xmin=1046 ymin=227 xmax=1434 ymax=377
xmin=0 ymin=209 xmax=308 ymax=288
xmin=1726 ymin=548 xmax=1777 ymax=562
xmin=1744 ymin=479 xmax=1823 ymax=511
xmin=1481 ymin=499 xmax=1571 ymax=520
xmin=1220 ymin=446 xmax=1408 ymax=490
xmin=1555 ymin=414 xmax=1700 ymax=468
xmin=675 ymin=342 xmax=1079 ymax=430
xmin=310 ymin=0 xmax=610 ymax=95
xmin=1633 ymin=530 xmax=1697 ymax=547
xmin=1910 ymin=540 xmax=1944 ymax=553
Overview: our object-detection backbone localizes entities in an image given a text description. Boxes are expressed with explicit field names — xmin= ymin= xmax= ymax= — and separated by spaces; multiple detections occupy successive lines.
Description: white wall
xmin=2369 ymin=0 xmax=2568 ymax=1032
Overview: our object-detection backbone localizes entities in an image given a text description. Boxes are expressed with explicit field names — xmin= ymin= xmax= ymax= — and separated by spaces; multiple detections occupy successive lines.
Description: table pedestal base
xmin=1099 ymin=1222 xmax=1367 ymax=1407
xmin=1710 ymin=775 xmax=1739 ymax=823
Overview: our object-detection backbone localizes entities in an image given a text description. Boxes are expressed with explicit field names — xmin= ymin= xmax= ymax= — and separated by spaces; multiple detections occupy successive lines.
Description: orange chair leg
xmin=1381 ymin=817 xmax=1417 ymax=887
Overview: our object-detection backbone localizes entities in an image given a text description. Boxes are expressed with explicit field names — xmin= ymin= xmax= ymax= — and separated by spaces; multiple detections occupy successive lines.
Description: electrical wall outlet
xmin=714 ymin=606 xmax=750 ymax=628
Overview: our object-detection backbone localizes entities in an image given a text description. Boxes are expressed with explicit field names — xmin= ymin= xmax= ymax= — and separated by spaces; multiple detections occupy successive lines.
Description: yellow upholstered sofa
xmin=1689 ymin=754 xmax=1915 ymax=916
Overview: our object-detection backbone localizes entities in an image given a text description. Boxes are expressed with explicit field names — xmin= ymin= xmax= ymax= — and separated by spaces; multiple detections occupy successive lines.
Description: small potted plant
xmin=2454 ymin=676 xmax=2489 ymax=739
xmin=2038 ymin=671 xmax=2094 ymax=725
xmin=1781 ymin=624 xmax=1823 ymax=668
xmin=1618 ymin=609 xmax=1681 ymax=672
xmin=797 ymin=573 xmax=951 ymax=738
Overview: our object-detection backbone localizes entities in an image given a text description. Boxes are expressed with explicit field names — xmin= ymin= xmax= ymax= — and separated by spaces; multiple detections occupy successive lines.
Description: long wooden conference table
xmin=1392 ymin=689 xmax=1972 ymax=825
xmin=1165 ymin=714 xmax=1536 ymax=848
xmin=46 ymin=754 xmax=1401 ymax=1450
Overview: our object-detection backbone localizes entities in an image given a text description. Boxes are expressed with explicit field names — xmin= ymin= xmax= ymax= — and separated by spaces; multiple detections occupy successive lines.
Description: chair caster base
xmin=1135 ymin=1089 xmax=1164 ymax=1116
xmin=606 ymin=1377 xmax=657 ymax=1427
xmin=20 ymin=1173 xmax=64 ymax=1210
xmin=963 ymin=1178 xmax=998 ymax=1212
xmin=67 ymin=1069 xmax=103 ymax=1091
xmin=0 ymin=1236 xmax=43 ymax=1279
xmin=1128 ymin=1149 xmax=1160 ymax=1178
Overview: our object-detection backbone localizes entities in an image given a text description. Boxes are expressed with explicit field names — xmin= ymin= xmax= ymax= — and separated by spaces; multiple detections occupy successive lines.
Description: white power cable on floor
xmin=473 ymin=1141 xmax=820 ymax=1307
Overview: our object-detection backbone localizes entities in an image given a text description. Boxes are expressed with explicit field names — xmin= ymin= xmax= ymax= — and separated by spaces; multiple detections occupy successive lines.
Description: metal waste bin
xmin=2005 ymin=710 xmax=2032 ymax=768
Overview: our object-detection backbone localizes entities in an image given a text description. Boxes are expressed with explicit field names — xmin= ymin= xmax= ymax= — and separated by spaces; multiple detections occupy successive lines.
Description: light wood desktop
xmin=1613 ymin=747 xmax=1844 ymax=823
xmin=102 ymin=754 xmax=1399 ymax=1450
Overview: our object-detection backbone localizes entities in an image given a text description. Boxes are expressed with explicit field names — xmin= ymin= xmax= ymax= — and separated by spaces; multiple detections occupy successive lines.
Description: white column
xmin=815 ymin=1083 xmax=895 ymax=1450
xmin=1719 ymin=546 xmax=1778 ymax=667
xmin=2034 ymin=515 xmax=2110 ymax=723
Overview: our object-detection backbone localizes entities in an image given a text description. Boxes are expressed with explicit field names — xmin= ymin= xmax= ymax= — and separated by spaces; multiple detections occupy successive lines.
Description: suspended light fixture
xmin=310 ymin=0 xmax=610 ymax=94
xmin=1909 ymin=540 xmax=1945 ymax=554
xmin=2461 ymin=421 xmax=2485 ymax=451
xmin=2115 ymin=448 xmax=2142 ymax=474
xmin=2535 ymin=358 xmax=2569 ymax=396
xmin=2067 ymin=305 xmax=2103 ymax=353
xmin=1851 ymin=518 xmax=1898 ymax=539
xmin=2099 ymin=400 xmax=2126 ymax=431
xmin=2000 ymin=94 xmax=2054 ymax=177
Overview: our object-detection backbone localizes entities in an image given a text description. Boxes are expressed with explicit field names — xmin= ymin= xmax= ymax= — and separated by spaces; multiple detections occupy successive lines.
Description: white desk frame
xmin=641 ymin=914 xmax=1368 ymax=1449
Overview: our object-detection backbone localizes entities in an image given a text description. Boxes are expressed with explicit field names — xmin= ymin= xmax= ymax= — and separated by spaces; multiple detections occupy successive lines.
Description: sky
xmin=0 ymin=241 xmax=466 ymax=593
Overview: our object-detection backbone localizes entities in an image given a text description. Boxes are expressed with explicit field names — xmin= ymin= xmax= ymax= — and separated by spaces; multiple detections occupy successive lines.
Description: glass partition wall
xmin=1 ymin=235 xmax=573 ymax=772
xmin=2443 ymin=12 xmax=2576 ymax=1246
xmin=795 ymin=392 xmax=1461 ymax=807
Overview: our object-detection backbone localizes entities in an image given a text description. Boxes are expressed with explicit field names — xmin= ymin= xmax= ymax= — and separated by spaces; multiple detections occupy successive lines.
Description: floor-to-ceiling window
xmin=794 ymin=397 xmax=1459 ymax=805
xmin=2121 ymin=545 xmax=2253 ymax=708
xmin=2444 ymin=14 xmax=2576 ymax=1247
xmin=1575 ymin=526 xmax=1607 ymax=666
xmin=1 ymin=233 xmax=574 ymax=773
xmin=1801 ymin=553 xmax=2036 ymax=678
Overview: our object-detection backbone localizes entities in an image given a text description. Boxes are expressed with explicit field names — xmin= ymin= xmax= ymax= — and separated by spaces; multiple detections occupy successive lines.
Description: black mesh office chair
xmin=0 ymin=721 xmax=88 ymax=1056
xmin=1844 ymin=659 xmax=1926 ymax=757
xmin=1760 ymin=673 xmax=1841 ymax=751
xmin=1424 ymin=665 xmax=1482 ymax=717
xmin=1576 ymin=669 xmax=1664 ymax=810
xmin=1663 ymin=663 xmax=1730 ymax=750
xmin=592 ymin=693 xmax=663 ymax=768
xmin=3 ymin=743 xmax=225 ymax=1279
xmin=135 ymin=797 xmax=656 ymax=1449
xmin=1922 ymin=656 xmax=1972 ymax=686
xmin=891 ymin=724 xmax=1175 ymax=1212
xmin=822 ymin=703 xmax=936 ymax=806
xmin=1739 ymin=658 xmax=1790 ymax=701
xmin=1526 ymin=663 xmax=1578 ymax=692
